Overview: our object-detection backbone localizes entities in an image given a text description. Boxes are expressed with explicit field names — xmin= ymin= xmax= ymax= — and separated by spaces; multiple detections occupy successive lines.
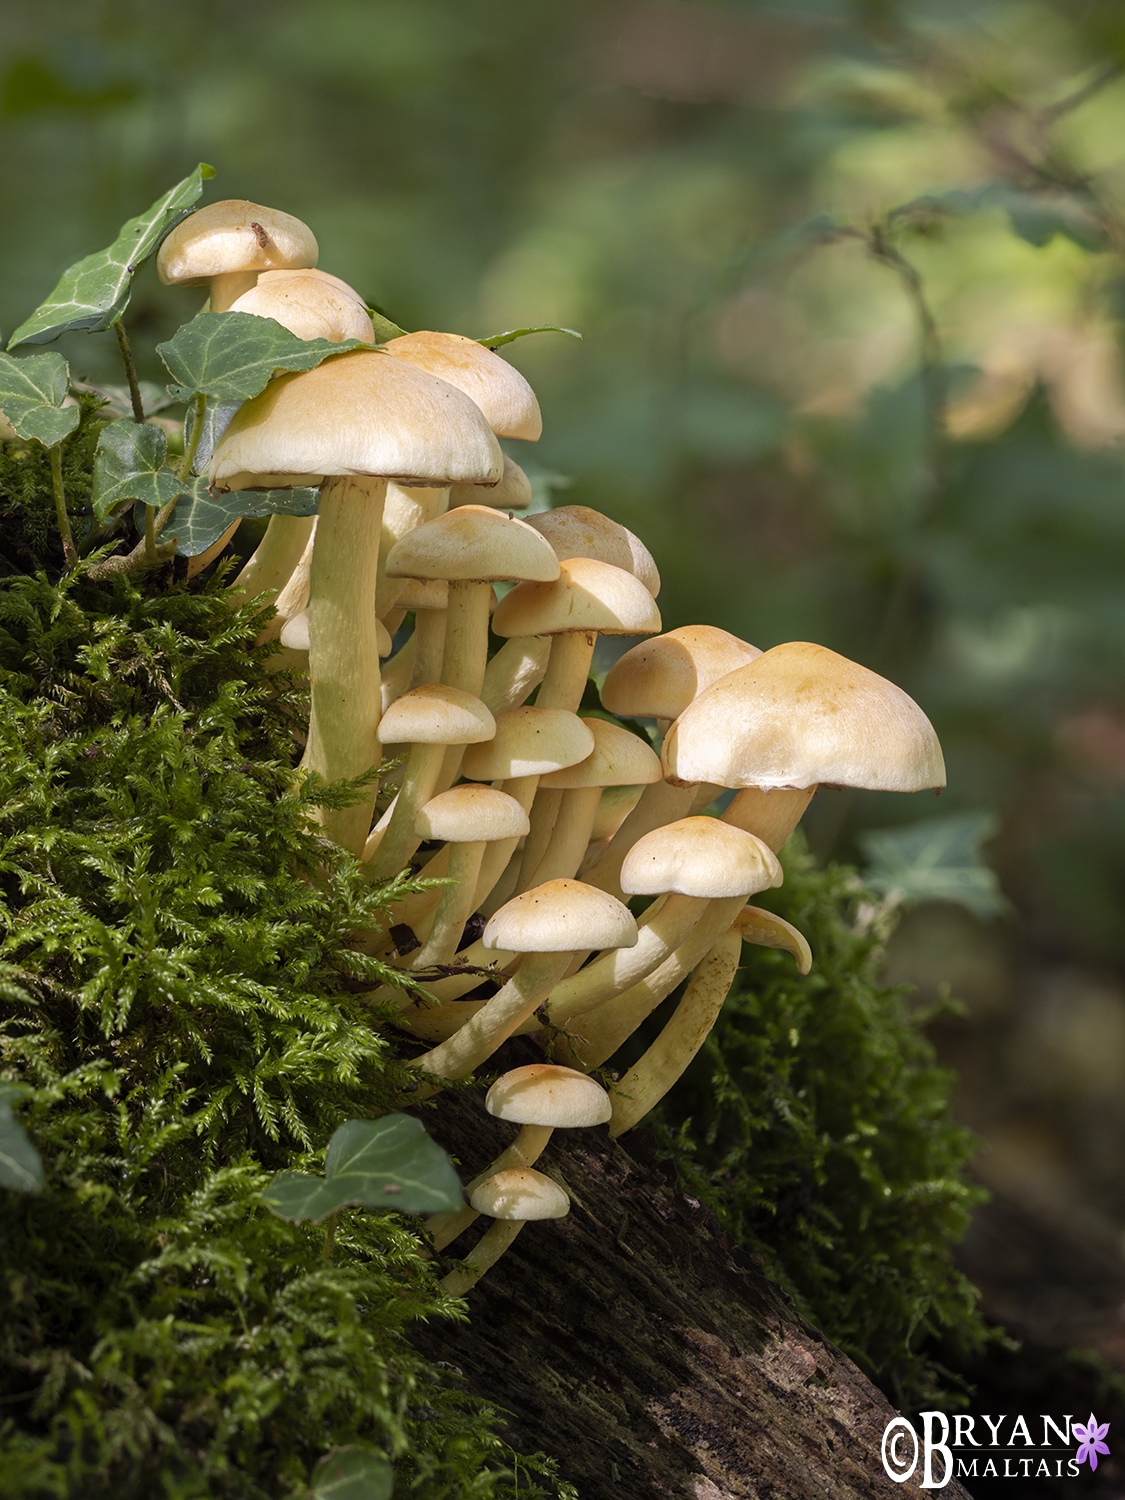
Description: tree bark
xmin=416 ymin=1075 xmax=973 ymax=1499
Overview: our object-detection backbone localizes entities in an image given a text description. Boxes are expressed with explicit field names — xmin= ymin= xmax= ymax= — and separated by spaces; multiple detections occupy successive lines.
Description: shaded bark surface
xmin=416 ymin=1079 xmax=973 ymax=1499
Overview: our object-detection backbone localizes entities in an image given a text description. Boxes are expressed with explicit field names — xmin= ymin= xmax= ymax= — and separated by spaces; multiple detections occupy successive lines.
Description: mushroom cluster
xmin=174 ymin=197 xmax=946 ymax=1291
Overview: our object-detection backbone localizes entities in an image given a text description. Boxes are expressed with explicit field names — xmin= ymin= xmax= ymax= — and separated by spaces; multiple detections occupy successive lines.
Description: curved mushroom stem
xmin=228 ymin=513 xmax=317 ymax=610
xmin=298 ymin=473 xmax=387 ymax=855
xmin=439 ymin=1218 xmax=526 ymax=1296
xmin=426 ymin=1123 xmax=554 ymax=1253
xmin=721 ymin=785 xmax=818 ymax=852
xmin=607 ymin=926 xmax=742 ymax=1136
xmin=480 ymin=636 xmax=551 ymax=715
xmin=408 ymin=950 xmax=572 ymax=1089
xmin=407 ymin=840 xmax=488 ymax=971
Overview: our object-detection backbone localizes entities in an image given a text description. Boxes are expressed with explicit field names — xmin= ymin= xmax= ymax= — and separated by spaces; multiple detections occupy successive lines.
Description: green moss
xmin=649 ymin=845 xmax=991 ymax=1409
xmin=0 ymin=569 xmax=573 ymax=1499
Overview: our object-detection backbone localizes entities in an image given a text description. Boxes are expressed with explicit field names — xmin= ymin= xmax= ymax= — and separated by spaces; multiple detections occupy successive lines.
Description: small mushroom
xmin=439 ymin=1167 xmax=568 ymax=1297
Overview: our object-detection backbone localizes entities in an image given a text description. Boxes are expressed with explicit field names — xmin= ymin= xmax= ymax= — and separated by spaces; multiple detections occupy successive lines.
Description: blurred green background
xmin=5 ymin=0 xmax=1125 ymax=1411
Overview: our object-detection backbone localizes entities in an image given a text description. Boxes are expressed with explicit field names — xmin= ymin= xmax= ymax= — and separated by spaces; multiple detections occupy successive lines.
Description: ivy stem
xmin=322 ymin=1212 xmax=338 ymax=1260
xmin=177 ymin=392 xmax=207 ymax=482
xmin=48 ymin=445 xmax=78 ymax=571
xmin=144 ymin=503 xmax=157 ymax=564
xmin=113 ymin=318 xmax=146 ymax=423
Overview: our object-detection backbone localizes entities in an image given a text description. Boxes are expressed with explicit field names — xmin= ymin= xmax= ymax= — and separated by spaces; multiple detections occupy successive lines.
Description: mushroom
xmin=208 ymin=348 xmax=503 ymax=854
xmin=156 ymin=199 xmax=319 ymax=312
xmin=439 ymin=1167 xmax=568 ymax=1297
xmin=408 ymin=877 xmax=637 ymax=1087
xmin=663 ymin=641 xmax=947 ymax=853
xmin=427 ymin=1063 xmax=610 ymax=1254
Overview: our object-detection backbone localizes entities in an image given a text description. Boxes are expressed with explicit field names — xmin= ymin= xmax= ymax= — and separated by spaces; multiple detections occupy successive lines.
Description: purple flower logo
xmin=1074 ymin=1414 xmax=1110 ymax=1471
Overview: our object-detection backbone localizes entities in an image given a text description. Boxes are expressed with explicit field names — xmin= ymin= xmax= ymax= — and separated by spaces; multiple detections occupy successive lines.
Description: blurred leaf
xmin=7 ymin=165 xmax=215 ymax=347
xmin=478 ymin=324 xmax=582 ymax=349
xmin=263 ymin=1114 xmax=464 ymax=1224
xmin=895 ymin=184 xmax=1108 ymax=252
xmin=163 ymin=480 xmax=320 ymax=557
xmin=310 ymin=1447 xmax=393 ymax=1500
xmin=74 ymin=379 xmax=178 ymax=420
xmin=92 ymin=420 xmax=182 ymax=519
xmin=858 ymin=812 xmax=1008 ymax=918
xmin=0 ymin=351 xmax=80 ymax=446
xmin=0 ymin=1085 xmax=43 ymax=1194
xmin=158 ymin=312 xmax=367 ymax=403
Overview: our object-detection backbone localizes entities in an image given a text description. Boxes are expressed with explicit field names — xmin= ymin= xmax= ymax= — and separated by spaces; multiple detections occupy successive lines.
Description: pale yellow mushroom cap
xmin=491 ymin=557 xmax=662 ymax=640
xmin=385 ymin=330 xmax=542 ymax=441
xmin=620 ymin=817 xmax=782 ymax=899
xmin=525 ymin=505 xmax=660 ymax=597
xmin=414 ymin=784 xmax=530 ymax=842
xmin=486 ymin=1064 xmax=612 ymax=1128
xmin=483 ymin=878 xmax=637 ymax=953
xmin=157 ymin=200 xmax=318 ymax=286
xmin=662 ymin=641 xmax=947 ymax=793
xmin=229 ymin=268 xmax=375 ymax=344
xmin=602 ymin=625 xmax=762 ymax=722
xmin=469 ymin=1167 xmax=569 ymax=1220
xmin=377 ymin=684 xmax=496 ymax=747
xmin=461 ymin=707 xmax=594 ymax=780
xmin=537 ymin=717 xmax=662 ymax=790
xmin=207 ymin=350 xmax=504 ymax=492
xmin=385 ymin=505 xmax=559 ymax=585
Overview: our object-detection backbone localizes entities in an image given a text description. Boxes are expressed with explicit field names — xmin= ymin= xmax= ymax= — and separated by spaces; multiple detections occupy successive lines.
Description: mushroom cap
xmin=461 ymin=707 xmax=594 ymax=779
xmin=157 ymin=200 xmax=318 ymax=286
xmin=448 ymin=453 xmax=534 ymax=510
xmin=207 ymin=350 xmax=504 ymax=491
xmin=482 ymin=878 xmax=638 ymax=953
xmin=491 ymin=557 xmax=662 ymax=639
xmin=620 ymin=817 xmax=782 ymax=899
xmin=602 ymin=625 xmax=762 ymax=722
xmin=377 ymin=684 xmax=496 ymax=746
xmin=469 ymin=1167 xmax=570 ymax=1220
xmin=537 ymin=717 xmax=663 ymax=790
xmin=229 ymin=268 xmax=375 ymax=344
xmin=385 ymin=330 xmax=542 ymax=441
xmin=732 ymin=905 xmax=813 ymax=975
xmin=661 ymin=641 xmax=946 ymax=793
xmin=486 ymin=1063 xmax=612 ymax=1128
xmin=525 ymin=505 xmax=660 ymax=597
xmin=385 ymin=504 xmax=560 ymax=585
xmin=414 ymin=784 xmax=530 ymax=842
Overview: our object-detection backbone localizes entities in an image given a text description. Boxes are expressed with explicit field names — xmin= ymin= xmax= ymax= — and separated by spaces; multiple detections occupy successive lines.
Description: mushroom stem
xmin=426 ymin=1123 xmax=554 ymax=1252
xmin=579 ymin=780 xmax=704 ymax=897
xmin=607 ymin=926 xmax=742 ymax=1136
xmin=298 ymin=473 xmax=388 ymax=855
xmin=536 ymin=630 xmax=598 ymax=712
xmin=229 ymin=513 xmax=317 ymax=610
xmin=409 ymin=950 xmax=571 ymax=1087
xmin=408 ymin=840 xmax=488 ymax=970
xmin=480 ymin=636 xmax=551 ymax=715
xmin=721 ymin=785 xmax=818 ymax=852
xmin=439 ymin=1219 xmax=526 ymax=1297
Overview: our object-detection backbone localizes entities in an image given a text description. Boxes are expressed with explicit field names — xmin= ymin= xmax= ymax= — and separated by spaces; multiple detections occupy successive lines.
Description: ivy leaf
xmin=858 ymin=811 xmax=1008 ymax=918
xmin=368 ymin=310 xmax=408 ymax=341
xmin=477 ymin=323 xmax=582 ymax=349
xmin=157 ymin=311 xmax=368 ymax=403
xmin=7 ymin=164 xmax=215 ymax=348
xmin=0 ymin=351 xmax=80 ymax=447
xmin=310 ymin=1447 xmax=393 ymax=1500
xmin=262 ymin=1114 xmax=464 ymax=1223
xmin=0 ymin=1085 xmax=44 ymax=1194
xmin=162 ymin=478 xmax=319 ymax=557
xmin=92 ymin=420 xmax=184 ymax=520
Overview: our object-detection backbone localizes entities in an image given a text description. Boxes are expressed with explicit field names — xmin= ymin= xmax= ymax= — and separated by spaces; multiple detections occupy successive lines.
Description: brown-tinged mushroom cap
xmin=386 ymin=330 xmax=542 ymax=441
xmin=156 ymin=200 xmax=319 ymax=311
xmin=601 ymin=624 xmax=762 ymax=723
xmin=469 ymin=1167 xmax=569 ymax=1220
xmin=207 ymin=349 xmax=504 ymax=491
xmin=525 ymin=505 xmax=660 ymax=596
xmin=661 ymin=641 xmax=946 ymax=793
xmin=486 ymin=1064 xmax=611 ymax=1128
